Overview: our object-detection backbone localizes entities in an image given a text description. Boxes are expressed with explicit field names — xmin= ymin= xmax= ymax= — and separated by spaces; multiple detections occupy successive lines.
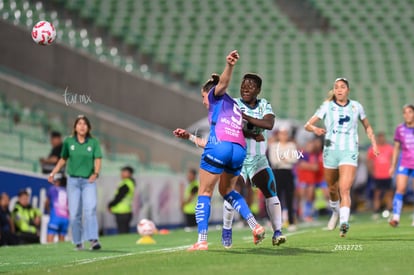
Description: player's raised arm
xmin=214 ymin=50 xmax=239 ymax=97
xmin=361 ymin=118 xmax=379 ymax=156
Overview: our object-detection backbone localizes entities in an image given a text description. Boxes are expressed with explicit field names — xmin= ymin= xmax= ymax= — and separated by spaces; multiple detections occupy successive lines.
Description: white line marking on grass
xmin=64 ymin=245 xmax=190 ymax=268
xmin=71 ymin=253 xmax=136 ymax=266
xmin=140 ymin=245 xmax=189 ymax=254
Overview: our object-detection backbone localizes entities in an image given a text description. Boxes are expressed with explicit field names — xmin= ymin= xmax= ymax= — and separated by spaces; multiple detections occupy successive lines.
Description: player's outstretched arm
xmin=361 ymin=118 xmax=379 ymax=156
xmin=304 ymin=116 xmax=326 ymax=136
xmin=214 ymin=50 xmax=239 ymax=97
xmin=173 ymin=128 xmax=207 ymax=148
xmin=48 ymin=158 xmax=67 ymax=183
xmin=243 ymin=113 xmax=275 ymax=130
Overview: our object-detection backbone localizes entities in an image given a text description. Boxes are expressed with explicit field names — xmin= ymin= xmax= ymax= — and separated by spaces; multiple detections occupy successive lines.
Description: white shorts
xmin=240 ymin=155 xmax=270 ymax=183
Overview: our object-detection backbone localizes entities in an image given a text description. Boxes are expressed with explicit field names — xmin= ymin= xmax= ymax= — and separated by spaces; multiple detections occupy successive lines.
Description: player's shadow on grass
xmin=211 ymin=247 xmax=330 ymax=256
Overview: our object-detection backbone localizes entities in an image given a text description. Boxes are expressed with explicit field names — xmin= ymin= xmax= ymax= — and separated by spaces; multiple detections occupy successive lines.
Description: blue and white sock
xmin=224 ymin=190 xmax=257 ymax=230
xmin=195 ymin=195 xmax=211 ymax=242
xmin=392 ymin=193 xmax=404 ymax=221
xmin=223 ymin=200 xmax=234 ymax=230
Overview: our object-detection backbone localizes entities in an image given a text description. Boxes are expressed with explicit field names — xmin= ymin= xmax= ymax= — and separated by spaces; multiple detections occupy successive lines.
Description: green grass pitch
xmin=1 ymin=214 xmax=413 ymax=275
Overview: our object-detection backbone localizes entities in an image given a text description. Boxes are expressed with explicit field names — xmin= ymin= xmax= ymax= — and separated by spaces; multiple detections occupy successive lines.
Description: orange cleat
xmin=187 ymin=241 xmax=208 ymax=251
xmin=389 ymin=219 xmax=399 ymax=228
xmin=252 ymin=224 xmax=265 ymax=245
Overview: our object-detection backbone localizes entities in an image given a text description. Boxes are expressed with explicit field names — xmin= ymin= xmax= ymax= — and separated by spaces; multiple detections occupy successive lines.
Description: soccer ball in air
xmin=32 ymin=21 xmax=56 ymax=46
xmin=137 ymin=219 xmax=156 ymax=236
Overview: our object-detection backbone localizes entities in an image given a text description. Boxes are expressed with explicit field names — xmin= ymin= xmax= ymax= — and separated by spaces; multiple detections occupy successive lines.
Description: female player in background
xmin=173 ymin=50 xmax=265 ymax=251
xmin=221 ymin=73 xmax=286 ymax=248
xmin=389 ymin=104 xmax=414 ymax=227
xmin=296 ymin=139 xmax=319 ymax=222
xmin=304 ymin=78 xmax=379 ymax=237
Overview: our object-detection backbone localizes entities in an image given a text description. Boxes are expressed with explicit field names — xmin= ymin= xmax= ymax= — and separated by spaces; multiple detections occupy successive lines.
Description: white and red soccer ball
xmin=137 ymin=219 xmax=157 ymax=236
xmin=32 ymin=20 xmax=56 ymax=46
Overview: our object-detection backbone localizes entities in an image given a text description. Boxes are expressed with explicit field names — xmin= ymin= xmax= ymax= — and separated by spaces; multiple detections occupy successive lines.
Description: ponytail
xmin=202 ymin=73 xmax=220 ymax=93
xmin=325 ymin=90 xmax=336 ymax=102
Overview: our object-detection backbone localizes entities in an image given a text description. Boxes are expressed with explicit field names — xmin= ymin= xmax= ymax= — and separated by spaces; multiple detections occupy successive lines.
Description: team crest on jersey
xmin=87 ymin=146 xmax=92 ymax=152
xmin=70 ymin=145 xmax=75 ymax=150
xmin=259 ymin=106 xmax=264 ymax=114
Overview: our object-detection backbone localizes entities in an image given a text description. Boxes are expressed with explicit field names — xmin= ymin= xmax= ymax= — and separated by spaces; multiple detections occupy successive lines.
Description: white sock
xmin=198 ymin=233 xmax=207 ymax=242
xmin=339 ymin=207 xmax=350 ymax=224
xmin=329 ymin=200 xmax=340 ymax=214
xmin=265 ymin=196 xmax=282 ymax=232
xmin=393 ymin=214 xmax=400 ymax=221
xmin=223 ymin=200 xmax=234 ymax=230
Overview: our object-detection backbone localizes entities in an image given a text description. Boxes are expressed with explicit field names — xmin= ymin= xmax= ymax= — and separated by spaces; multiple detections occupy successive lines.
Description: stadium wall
xmin=0 ymin=20 xmax=206 ymax=130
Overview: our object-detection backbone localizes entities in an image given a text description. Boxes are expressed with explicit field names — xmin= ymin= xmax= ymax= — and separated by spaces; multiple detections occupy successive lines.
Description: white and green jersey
xmin=314 ymin=99 xmax=366 ymax=152
xmin=235 ymin=98 xmax=275 ymax=157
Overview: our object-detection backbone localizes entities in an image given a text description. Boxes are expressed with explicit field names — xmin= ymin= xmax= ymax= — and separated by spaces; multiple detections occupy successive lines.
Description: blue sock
xmin=224 ymin=190 xmax=257 ymax=230
xmin=195 ymin=196 xmax=211 ymax=242
xmin=392 ymin=193 xmax=404 ymax=218
xmin=304 ymin=201 xmax=313 ymax=218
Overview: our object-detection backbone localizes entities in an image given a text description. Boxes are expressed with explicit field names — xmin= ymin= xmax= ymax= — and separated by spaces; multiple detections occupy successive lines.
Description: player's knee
xmin=254 ymin=181 xmax=275 ymax=198
xmin=339 ymin=186 xmax=351 ymax=198
xmin=218 ymin=184 xmax=232 ymax=197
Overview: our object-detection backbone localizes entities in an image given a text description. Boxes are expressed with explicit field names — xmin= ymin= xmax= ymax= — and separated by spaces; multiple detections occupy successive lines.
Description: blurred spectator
xmin=313 ymin=138 xmax=330 ymax=215
xmin=268 ymin=128 xmax=298 ymax=231
xmin=351 ymin=156 xmax=369 ymax=212
xmin=0 ymin=193 xmax=18 ymax=246
xmin=40 ymin=131 xmax=64 ymax=174
xmin=45 ymin=174 xmax=69 ymax=242
xmin=296 ymin=139 xmax=319 ymax=222
xmin=12 ymin=190 xmax=41 ymax=244
xmin=367 ymin=132 xmax=394 ymax=218
xmin=108 ymin=166 xmax=136 ymax=234
xmin=181 ymin=168 xmax=199 ymax=228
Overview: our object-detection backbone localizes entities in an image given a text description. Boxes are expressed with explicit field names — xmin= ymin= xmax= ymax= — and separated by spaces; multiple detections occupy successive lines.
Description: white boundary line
xmin=64 ymin=245 xmax=190 ymax=268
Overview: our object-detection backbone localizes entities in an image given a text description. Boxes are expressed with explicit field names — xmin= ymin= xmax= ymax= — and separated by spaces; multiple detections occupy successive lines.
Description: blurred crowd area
xmin=237 ymin=127 xmax=413 ymax=231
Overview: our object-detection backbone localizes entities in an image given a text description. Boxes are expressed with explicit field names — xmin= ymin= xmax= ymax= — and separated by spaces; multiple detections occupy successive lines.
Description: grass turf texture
xmin=1 ymin=214 xmax=413 ymax=275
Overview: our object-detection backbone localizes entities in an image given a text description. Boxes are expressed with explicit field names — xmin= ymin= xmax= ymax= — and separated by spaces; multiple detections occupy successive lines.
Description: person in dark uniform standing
xmin=108 ymin=166 xmax=136 ymax=234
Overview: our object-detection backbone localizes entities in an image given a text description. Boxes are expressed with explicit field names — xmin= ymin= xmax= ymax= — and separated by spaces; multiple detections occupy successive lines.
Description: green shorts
xmin=323 ymin=149 xmax=358 ymax=169
xmin=240 ymin=155 xmax=270 ymax=182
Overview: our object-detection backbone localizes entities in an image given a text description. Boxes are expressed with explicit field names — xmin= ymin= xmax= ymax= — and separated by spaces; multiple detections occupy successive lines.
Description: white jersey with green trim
xmin=314 ymin=99 xmax=366 ymax=152
xmin=235 ymin=98 xmax=275 ymax=157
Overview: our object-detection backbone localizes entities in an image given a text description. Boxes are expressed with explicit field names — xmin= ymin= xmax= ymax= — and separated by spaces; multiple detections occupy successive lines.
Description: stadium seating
xmin=0 ymin=92 xmax=173 ymax=175
xmin=1 ymin=0 xmax=413 ymax=145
